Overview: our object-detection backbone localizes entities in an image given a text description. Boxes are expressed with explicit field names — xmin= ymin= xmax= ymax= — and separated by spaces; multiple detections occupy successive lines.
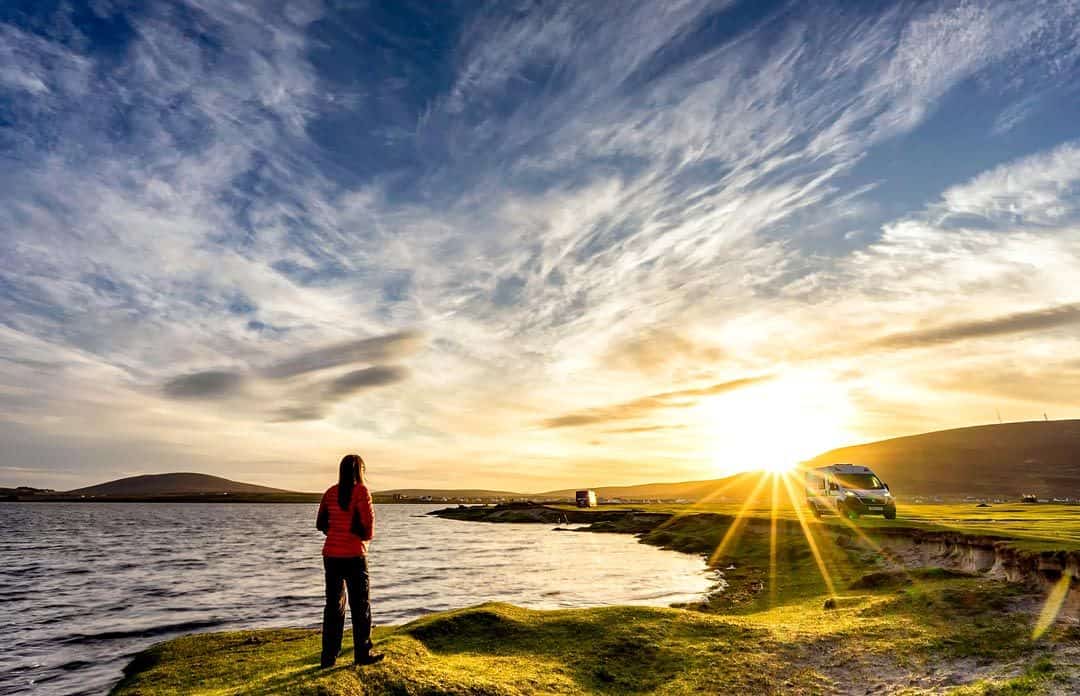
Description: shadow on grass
xmin=401 ymin=604 xmax=767 ymax=693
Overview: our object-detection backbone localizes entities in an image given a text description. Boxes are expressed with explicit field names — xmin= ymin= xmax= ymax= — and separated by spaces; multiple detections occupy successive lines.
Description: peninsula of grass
xmin=112 ymin=574 xmax=1079 ymax=695
xmin=654 ymin=503 xmax=1080 ymax=552
xmin=435 ymin=501 xmax=1080 ymax=552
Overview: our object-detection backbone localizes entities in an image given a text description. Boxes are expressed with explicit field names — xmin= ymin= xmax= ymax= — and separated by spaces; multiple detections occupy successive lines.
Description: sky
xmin=2 ymin=0 xmax=1080 ymax=492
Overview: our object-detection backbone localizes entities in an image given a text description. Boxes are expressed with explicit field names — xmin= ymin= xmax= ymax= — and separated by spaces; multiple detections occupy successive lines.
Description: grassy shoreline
xmin=111 ymin=582 xmax=1080 ymax=695
xmin=432 ymin=502 xmax=1080 ymax=550
xmin=432 ymin=502 xmax=1080 ymax=611
xmin=111 ymin=505 xmax=1080 ymax=695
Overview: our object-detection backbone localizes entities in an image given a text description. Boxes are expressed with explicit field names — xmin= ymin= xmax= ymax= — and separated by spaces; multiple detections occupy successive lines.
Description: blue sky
xmin=2 ymin=0 xmax=1080 ymax=491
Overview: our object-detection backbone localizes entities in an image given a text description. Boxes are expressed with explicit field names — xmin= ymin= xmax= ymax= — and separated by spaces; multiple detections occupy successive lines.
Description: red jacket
xmin=317 ymin=483 xmax=374 ymax=557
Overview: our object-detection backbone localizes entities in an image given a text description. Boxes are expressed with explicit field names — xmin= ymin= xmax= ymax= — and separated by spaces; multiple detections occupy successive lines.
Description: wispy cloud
xmin=159 ymin=330 xmax=420 ymax=423
xmin=258 ymin=331 xmax=423 ymax=380
xmin=541 ymin=376 xmax=771 ymax=429
xmin=867 ymin=303 xmax=1080 ymax=351
xmin=269 ymin=365 xmax=412 ymax=423
xmin=938 ymin=141 xmax=1080 ymax=225
xmin=3 ymin=1 xmax=1080 ymax=489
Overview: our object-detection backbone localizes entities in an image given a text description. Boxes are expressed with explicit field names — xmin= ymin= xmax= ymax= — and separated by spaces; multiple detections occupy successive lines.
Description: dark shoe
xmin=355 ymin=653 xmax=385 ymax=667
xmin=320 ymin=657 xmax=336 ymax=669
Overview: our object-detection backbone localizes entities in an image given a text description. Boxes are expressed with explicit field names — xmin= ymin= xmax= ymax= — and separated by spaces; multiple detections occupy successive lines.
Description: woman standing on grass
xmin=316 ymin=453 xmax=383 ymax=667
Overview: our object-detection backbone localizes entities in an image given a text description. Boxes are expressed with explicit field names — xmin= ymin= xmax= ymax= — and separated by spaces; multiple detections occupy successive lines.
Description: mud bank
xmin=841 ymin=527 xmax=1080 ymax=620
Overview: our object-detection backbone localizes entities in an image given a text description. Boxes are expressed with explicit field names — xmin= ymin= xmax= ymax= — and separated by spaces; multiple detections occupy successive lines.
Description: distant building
xmin=576 ymin=489 xmax=597 ymax=508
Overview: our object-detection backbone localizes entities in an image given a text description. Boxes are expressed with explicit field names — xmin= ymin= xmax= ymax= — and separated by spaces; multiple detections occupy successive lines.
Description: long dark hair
xmin=337 ymin=453 xmax=365 ymax=510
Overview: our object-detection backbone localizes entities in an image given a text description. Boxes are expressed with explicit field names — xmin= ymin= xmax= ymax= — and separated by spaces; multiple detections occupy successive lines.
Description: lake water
xmin=0 ymin=503 xmax=714 ymax=695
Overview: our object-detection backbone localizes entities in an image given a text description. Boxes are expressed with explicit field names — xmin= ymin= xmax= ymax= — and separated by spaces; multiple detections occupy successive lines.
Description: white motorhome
xmin=805 ymin=464 xmax=896 ymax=520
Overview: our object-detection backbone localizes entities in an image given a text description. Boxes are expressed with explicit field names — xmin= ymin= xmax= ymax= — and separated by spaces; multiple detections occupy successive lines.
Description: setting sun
xmin=761 ymin=459 xmax=799 ymax=474
xmin=698 ymin=372 xmax=854 ymax=476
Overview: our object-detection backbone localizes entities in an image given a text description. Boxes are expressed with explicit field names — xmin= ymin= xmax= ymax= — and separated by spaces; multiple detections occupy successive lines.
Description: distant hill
xmin=375 ymin=476 xmax=765 ymax=503
xmin=537 ymin=471 xmax=764 ymax=502
xmin=19 ymin=420 xmax=1080 ymax=503
xmin=805 ymin=419 xmax=1080 ymax=497
xmin=378 ymin=421 xmax=1080 ymax=502
xmin=68 ymin=472 xmax=299 ymax=497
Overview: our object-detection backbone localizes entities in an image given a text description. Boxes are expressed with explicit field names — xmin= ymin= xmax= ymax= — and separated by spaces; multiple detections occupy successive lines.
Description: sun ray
xmin=779 ymin=471 xmax=837 ymax=597
xmin=787 ymin=470 xmax=946 ymax=612
xmin=769 ymin=471 xmax=779 ymax=607
xmin=651 ymin=471 xmax=763 ymax=534
xmin=707 ymin=471 xmax=772 ymax=567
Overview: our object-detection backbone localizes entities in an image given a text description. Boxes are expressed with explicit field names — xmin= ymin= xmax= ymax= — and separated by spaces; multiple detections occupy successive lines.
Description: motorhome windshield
xmin=835 ymin=473 xmax=884 ymax=490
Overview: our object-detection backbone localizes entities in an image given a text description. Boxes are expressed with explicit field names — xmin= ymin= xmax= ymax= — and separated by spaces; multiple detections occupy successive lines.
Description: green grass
xmin=114 ymin=502 xmax=1080 ymax=694
xmin=639 ymin=514 xmax=869 ymax=613
xmin=551 ymin=502 xmax=1080 ymax=551
xmin=111 ymin=574 xmax=1078 ymax=696
xmin=439 ymin=500 xmax=1080 ymax=617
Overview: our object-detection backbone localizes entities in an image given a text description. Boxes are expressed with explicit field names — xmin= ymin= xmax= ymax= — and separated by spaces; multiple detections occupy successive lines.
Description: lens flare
xmin=708 ymin=472 xmax=771 ymax=567
xmin=1033 ymin=573 xmax=1074 ymax=639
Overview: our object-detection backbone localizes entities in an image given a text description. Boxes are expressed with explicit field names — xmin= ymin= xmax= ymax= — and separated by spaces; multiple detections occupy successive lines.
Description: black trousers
xmin=321 ymin=555 xmax=372 ymax=664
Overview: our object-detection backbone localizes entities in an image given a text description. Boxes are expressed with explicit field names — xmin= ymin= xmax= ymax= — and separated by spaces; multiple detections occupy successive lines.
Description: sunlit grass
xmin=706 ymin=471 xmax=771 ymax=566
xmin=768 ymin=473 xmax=779 ymax=608
xmin=559 ymin=501 xmax=1080 ymax=551
xmin=562 ymin=483 xmax=1078 ymax=640
xmin=116 ymin=490 xmax=1080 ymax=695
xmin=112 ymin=575 xmax=1077 ymax=696
xmin=777 ymin=472 xmax=837 ymax=597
